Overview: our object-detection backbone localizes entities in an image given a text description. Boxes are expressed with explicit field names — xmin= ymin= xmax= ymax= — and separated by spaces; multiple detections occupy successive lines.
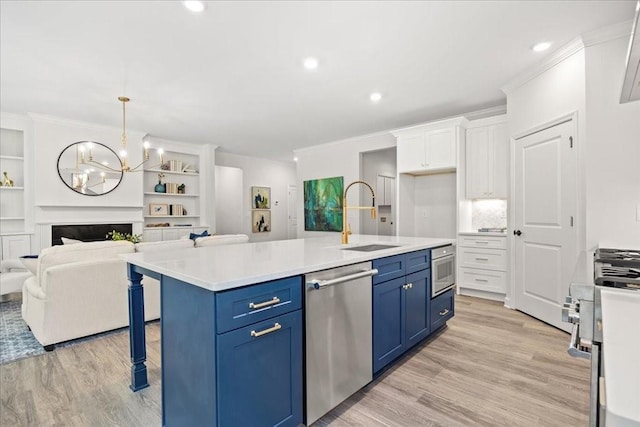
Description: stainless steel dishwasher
xmin=305 ymin=261 xmax=378 ymax=425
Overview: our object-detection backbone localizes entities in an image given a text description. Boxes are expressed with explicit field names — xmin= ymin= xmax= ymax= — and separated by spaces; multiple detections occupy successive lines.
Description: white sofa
xmin=1 ymin=259 xmax=32 ymax=300
xmin=21 ymin=234 xmax=250 ymax=349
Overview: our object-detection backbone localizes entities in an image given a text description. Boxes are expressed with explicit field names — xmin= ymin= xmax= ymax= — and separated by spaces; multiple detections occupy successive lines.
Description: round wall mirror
xmin=57 ymin=141 xmax=123 ymax=196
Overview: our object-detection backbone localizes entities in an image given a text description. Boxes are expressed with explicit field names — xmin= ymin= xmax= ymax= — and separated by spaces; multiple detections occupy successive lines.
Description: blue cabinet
xmin=430 ymin=288 xmax=454 ymax=331
xmin=373 ymin=252 xmax=431 ymax=373
xmin=217 ymin=310 xmax=303 ymax=427
xmin=161 ymin=275 xmax=303 ymax=427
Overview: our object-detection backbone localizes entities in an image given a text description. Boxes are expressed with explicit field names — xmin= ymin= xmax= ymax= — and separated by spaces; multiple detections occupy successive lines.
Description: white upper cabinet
xmin=393 ymin=117 xmax=467 ymax=175
xmin=465 ymin=116 xmax=508 ymax=199
xmin=376 ymin=175 xmax=395 ymax=206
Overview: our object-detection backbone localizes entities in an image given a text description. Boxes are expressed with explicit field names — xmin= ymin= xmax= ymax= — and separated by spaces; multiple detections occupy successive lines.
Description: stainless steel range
xmin=563 ymin=248 xmax=640 ymax=426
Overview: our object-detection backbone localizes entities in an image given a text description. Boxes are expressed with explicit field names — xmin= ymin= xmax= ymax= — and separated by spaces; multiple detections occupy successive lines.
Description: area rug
xmin=0 ymin=300 xmax=135 ymax=365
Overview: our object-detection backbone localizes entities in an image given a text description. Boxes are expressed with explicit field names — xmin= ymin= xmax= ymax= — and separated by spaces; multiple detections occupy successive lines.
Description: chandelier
xmin=79 ymin=96 xmax=163 ymax=173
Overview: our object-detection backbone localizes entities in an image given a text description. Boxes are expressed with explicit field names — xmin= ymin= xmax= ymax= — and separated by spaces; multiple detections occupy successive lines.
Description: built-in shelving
xmin=145 ymin=168 xmax=199 ymax=177
xmin=143 ymin=215 xmax=200 ymax=219
xmin=1 ymin=119 xmax=32 ymax=259
xmin=142 ymin=143 xmax=207 ymax=240
xmin=143 ymin=192 xmax=197 ymax=197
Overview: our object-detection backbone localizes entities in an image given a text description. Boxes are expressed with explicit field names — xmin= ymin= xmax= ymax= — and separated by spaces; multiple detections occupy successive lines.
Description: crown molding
xmin=390 ymin=116 xmax=469 ymax=137
xmin=582 ymin=19 xmax=632 ymax=47
xmin=502 ymin=19 xmax=634 ymax=96
xmin=464 ymin=105 xmax=507 ymax=121
xmin=293 ymin=128 xmax=395 ymax=154
xmin=501 ymin=37 xmax=585 ymax=95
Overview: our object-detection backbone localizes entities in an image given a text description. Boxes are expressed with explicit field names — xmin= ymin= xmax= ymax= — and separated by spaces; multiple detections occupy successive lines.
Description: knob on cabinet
xmin=513 ymin=230 xmax=522 ymax=236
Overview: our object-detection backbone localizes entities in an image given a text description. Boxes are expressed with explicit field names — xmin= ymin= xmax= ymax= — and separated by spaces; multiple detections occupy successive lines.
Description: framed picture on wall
xmin=251 ymin=186 xmax=271 ymax=209
xmin=252 ymin=210 xmax=271 ymax=233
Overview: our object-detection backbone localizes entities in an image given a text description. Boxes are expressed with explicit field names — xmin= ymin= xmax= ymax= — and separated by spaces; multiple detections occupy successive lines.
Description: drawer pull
xmin=476 ymin=241 xmax=489 ymax=244
xmin=474 ymin=278 xmax=489 ymax=282
xmin=439 ymin=308 xmax=450 ymax=316
xmin=249 ymin=296 xmax=280 ymax=310
xmin=251 ymin=322 xmax=281 ymax=338
xmin=475 ymin=257 xmax=489 ymax=261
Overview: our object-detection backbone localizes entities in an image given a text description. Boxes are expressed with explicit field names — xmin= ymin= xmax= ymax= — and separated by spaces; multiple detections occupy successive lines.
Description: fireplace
xmin=51 ymin=223 xmax=133 ymax=246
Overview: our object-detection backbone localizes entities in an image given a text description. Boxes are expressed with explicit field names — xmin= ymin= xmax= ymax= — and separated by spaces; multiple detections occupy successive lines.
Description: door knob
xmin=513 ymin=230 xmax=522 ymax=236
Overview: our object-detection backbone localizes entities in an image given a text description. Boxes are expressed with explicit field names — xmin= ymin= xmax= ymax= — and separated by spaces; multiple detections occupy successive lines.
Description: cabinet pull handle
xmin=251 ymin=322 xmax=281 ymax=338
xmin=249 ymin=296 xmax=280 ymax=310
xmin=475 ymin=257 xmax=489 ymax=261
xmin=403 ymin=283 xmax=413 ymax=290
xmin=439 ymin=309 xmax=450 ymax=316
xmin=476 ymin=241 xmax=489 ymax=244
xmin=475 ymin=278 xmax=489 ymax=282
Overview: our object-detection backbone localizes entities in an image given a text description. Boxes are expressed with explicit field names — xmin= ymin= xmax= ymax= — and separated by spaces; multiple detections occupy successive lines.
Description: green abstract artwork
xmin=304 ymin=176 xmax=343 ymax=231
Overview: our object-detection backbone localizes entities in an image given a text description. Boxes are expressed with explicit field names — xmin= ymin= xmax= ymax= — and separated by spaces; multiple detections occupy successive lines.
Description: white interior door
xmin=214 ymin=166 xmax=243 ymax=234
xmin=288 ymin=184 xmax=297 ymax=239
xmin=514 ymin=119 xmax=577 ymax=332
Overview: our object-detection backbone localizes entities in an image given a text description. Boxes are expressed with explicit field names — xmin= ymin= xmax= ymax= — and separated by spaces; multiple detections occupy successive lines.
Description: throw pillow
xmin=189 ymin=230 xmax=210 ymax=241
xmin=61 ymin=237 xmax=82 ymax=245
xmin=19 ymin=255 xmax=39 ymax=275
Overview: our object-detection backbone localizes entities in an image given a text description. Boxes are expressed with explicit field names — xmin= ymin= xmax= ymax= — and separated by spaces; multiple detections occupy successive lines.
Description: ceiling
xmin=0 ymin=1 xmax=636 ymax=161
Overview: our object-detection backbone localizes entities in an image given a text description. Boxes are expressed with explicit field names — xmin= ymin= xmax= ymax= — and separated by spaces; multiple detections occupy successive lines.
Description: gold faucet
xmin=342 ymin=180 xmax=377 ymax=244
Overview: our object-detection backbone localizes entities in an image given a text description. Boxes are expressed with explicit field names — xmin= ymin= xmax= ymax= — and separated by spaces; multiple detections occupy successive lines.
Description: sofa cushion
xmin=194 ymin=234 xmax=249 ymax=247
xmin=19 ymin=255 xmax=39 ymax=275
xmin=135 ymin=239 xmax=194 ymax=253
xmin=37 ymin=240 xmax=135 ymax=281
xmin=61 ymin=237 xmax=82 ymax=245
xmin=189 ymin=230 xmax=210 ymax=241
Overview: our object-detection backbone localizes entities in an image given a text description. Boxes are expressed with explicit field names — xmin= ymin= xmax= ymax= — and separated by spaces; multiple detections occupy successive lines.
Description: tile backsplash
xmin=471 ymin=199 xmax=507 ymax=230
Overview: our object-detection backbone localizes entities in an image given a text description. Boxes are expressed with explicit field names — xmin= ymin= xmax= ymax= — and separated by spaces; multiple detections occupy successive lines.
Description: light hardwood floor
xmin=0 ymin=295 xmax=590 ymax=426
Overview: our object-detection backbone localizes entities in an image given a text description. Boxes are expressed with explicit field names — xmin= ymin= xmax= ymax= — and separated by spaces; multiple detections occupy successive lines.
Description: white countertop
xmin=122 ymin=234 xmax=454 ymax=292
xmin=600 ymin=288 xmax=640 ymax=426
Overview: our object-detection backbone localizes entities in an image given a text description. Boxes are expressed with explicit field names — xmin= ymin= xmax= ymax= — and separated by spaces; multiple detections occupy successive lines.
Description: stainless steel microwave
xmin=432 ymin=245 xmax=455 ymax=297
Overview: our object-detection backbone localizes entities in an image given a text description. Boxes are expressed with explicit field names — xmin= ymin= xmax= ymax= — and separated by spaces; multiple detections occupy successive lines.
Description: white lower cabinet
xmin=1 ymin=234 xmax=31 ymax=260
xmin=457 ymin=233 xmax=508 ymax=299
xmin=143 ymin=226 xmax=210 ymax=242
xmin=459 ymin=268 xmax=506 ymax=294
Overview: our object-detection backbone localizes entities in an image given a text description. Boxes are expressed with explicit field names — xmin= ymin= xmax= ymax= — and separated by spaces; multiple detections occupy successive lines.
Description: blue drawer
xmin=373 ymin=254 xmax=406 ymax=285
xmin=430 ymin=289 xmax=454 ymax=331
xmin=216 ymin=276 xmax=302 ymax=334
xmin=406 ymin=249 xmax=431 ymax=274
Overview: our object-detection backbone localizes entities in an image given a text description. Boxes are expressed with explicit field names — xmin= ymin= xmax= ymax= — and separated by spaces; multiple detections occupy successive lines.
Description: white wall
xmin=413 ymin=172 xmax=457 ymax=239
xmin=294 ymin=132 xmax=396 ymax=239
xmin=584 ymin=36 xmax=640 ymax=248
xmin=215 ymin=151 xmax=296 ymax=242
xmin=29 ymin=114 xmax=146 ymax=250
xmin=506 ymin=47 xmax=587 ymax=251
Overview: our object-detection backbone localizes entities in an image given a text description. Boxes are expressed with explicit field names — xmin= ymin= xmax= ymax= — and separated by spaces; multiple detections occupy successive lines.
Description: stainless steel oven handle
xmin=307 ymin=269 xmax=378 ymax=290
xmin=567 ymin=323 xmax=591 ymax=359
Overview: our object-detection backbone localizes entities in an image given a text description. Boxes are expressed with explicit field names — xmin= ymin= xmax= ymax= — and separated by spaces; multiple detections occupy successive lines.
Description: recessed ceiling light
xmin=532 ymin=42 xmax=552 ymax=52
xmin=303 ymin=57 xmax=319 ymax=70
xmin=370 ymin=92 xmax=382 ymax=102
xmin=183 ymin=1 xmax=206 ymax=13
xmin=293 ymin=156 xmax=299 ymax=162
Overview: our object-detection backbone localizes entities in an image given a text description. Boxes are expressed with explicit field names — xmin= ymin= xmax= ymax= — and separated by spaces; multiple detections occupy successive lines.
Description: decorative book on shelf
xmin=169 ymin=204 xmax=186 ymax=216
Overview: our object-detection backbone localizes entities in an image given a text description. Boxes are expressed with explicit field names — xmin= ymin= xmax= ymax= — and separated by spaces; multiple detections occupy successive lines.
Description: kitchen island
xmin=123 ymin=234 xmax=454 ymax=426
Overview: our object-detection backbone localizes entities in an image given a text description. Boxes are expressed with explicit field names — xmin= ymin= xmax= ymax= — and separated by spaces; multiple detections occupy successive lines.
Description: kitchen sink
xmin=341 ymin=244 xmax=399 ymax=252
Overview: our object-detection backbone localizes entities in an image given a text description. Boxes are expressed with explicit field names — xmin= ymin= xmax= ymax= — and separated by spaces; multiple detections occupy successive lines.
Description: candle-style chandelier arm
xmin=79 ymin=158 xmax=125 ymax=173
